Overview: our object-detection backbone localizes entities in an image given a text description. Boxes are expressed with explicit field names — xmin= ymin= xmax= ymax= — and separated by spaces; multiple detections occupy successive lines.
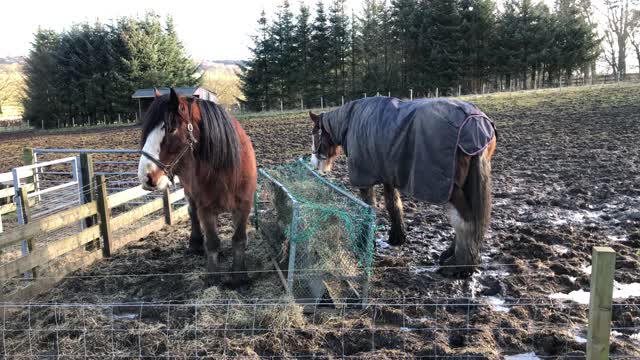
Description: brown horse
xmin=138 ymin=88 xmax=257 ymax=286
xmin=309 ymin=97 xmax=497 ymax=277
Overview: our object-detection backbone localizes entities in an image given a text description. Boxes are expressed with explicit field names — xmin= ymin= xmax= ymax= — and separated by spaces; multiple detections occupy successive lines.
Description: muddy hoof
xmin=184 ymin=246 xmax=205 ymax=256
xmin=388 ymin=230 xmax=407 ymax=246
xmin=227 ymin=273 xmax=251 ymax=288
xmin=438 ymin=257 xmax=476 ymax=278
xmin=204 ymin=274 xmax=220 ymax=287
xmin=439 ymin=245 xmax=455 ymax=265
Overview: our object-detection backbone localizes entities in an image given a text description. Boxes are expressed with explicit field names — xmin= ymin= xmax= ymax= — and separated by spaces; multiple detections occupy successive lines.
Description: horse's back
xmin=344 ymin=97 xmax=495 ymax=203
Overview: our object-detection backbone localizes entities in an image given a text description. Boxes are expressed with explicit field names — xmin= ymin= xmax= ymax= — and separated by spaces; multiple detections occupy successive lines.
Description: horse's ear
xmin=169 ymin=88 xmax=179 ymax=111
xmin=153 ymin=88 xmax=162 ymax=98
xmin=309 ymin=111 xmax=319 ymax=124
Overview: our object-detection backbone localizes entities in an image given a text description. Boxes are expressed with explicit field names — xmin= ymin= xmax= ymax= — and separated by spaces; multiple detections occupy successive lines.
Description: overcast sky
xmin=1 ymin=0 xmax=362 ymax=60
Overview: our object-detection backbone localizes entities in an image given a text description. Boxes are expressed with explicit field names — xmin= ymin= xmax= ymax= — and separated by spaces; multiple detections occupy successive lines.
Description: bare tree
xmin=629 ymin=10 xmax=640 ymax=72
xmin=602 ymin=0 xmax=635 ymax=80
xmin=0 ymin=67 xmax=20 ymax=114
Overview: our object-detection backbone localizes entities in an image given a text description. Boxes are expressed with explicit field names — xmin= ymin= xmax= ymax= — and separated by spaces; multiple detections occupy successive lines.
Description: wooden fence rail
xmin=0 ymin=176 xmax=189 ymax=301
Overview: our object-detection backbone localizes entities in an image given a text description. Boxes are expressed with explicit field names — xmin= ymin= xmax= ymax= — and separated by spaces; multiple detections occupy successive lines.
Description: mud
xmin=1 ymin=85 xmax=639 ymax=358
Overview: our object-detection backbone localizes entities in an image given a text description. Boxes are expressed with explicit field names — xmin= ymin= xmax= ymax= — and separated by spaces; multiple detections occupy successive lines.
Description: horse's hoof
xmin=204 ymin=274 xmax=220 ymax=287
xmin=184 ymin=246 xmax=205 ymax=256
xmin=227 ymin=273 xmax=250 ymax=288
xmin=388 ymin=230 xmax=407 ymax=246
xmin=438 ymin=246 xmax=455 ymax=265
xmin=438 ymin=257 xmax=476 ymax=278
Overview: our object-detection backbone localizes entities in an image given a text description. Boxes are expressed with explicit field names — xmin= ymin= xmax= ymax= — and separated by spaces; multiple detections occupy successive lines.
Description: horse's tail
xmin=464 ymin=148 xmax=492 ymax=262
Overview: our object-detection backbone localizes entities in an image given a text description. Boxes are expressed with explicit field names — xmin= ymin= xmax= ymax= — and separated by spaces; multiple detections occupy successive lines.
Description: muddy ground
xmin=1 ymin=83 xmax=639 ymax=358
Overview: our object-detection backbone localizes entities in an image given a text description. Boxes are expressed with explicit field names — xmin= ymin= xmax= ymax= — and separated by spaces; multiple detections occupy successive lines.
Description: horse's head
xmin=138 ymin=88 xmax=199 ymax=191
xmin=309 ymin=111 xmax=339 ymax=174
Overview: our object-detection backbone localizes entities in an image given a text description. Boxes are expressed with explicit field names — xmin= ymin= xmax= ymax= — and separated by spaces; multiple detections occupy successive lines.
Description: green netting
xmin=254 ymin=159 xmax=375 ymax=303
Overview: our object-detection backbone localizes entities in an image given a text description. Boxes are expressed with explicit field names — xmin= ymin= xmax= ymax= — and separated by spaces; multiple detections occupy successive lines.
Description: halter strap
xmin=141 ymin=98 xmax=198 ymax=184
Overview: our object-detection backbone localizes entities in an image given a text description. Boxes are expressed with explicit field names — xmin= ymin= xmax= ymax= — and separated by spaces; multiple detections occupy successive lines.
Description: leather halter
xmin=311 ymin=118 xmax=328 ymax=161
xmin=141 ymin=99 xmax=198 ymax=183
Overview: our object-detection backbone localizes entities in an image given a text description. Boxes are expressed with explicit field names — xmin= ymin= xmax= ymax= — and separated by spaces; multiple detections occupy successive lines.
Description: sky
xmin=0 ymin=0 xmax=359 ymax=61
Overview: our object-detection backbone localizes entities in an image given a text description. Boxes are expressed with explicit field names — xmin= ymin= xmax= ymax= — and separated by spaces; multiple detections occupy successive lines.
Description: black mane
xmin=141 ymin=95 xmax=240 ymax=172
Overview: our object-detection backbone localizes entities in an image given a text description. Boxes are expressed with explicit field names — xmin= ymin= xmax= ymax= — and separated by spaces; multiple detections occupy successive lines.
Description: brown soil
xmin=1 ymin=85 xmax=639 ymax=358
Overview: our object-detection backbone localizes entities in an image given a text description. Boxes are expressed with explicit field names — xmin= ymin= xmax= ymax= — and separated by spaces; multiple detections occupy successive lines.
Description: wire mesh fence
xmin=255 ymin=159 xmax=375 ymax=305
xmin=0 ymin=285 xmax=638 ymax=358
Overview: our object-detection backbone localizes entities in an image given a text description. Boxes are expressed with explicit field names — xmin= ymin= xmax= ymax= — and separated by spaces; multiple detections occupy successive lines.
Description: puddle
xmin=549 ymin=282 xmax=640 ymax=305
xmin=504 ymin=353 xmax=541 ymax=360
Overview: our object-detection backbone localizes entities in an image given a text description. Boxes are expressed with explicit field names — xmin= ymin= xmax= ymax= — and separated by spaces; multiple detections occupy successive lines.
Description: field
xmin=1 ymin=83 xmax=639 ymax=358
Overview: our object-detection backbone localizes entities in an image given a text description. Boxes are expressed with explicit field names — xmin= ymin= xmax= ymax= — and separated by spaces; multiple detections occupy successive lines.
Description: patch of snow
xmin=375 ymin=236 xmax=390 ymax=249
xmin=486 ymin=296 xmax=510 ymax=313
xmin=113 ymin=313 xmax=138 ymax=320
xmin=581 ymin=265 xmax=592 ymax=275
xmin=413 ymin=266 xmax=438 ymax=274
xmin=552 ymin=245 xmax=570 ymax=255
xmin=574 ymin=335 xmax=587 ymax=344
xmin=631 ymin=333 xmax=640 ymax=342
xmin=504 ymin=352 xmax=541 ymax=360
xmin=549 ymin=282 xmax=640 ymax=305
xmin=400 ymin=327 xmax=411 ymax=332
xmin=607 ymin=234 xmax=627 ymax=242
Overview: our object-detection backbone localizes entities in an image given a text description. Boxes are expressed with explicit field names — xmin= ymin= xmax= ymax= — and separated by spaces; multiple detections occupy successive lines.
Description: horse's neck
xmin=325 ymin=106 xmax=351 ymax=145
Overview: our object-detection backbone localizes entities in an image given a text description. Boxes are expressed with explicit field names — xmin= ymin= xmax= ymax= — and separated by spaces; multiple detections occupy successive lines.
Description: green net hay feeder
xmin=254 ymin=159 xmax=376 ymax=307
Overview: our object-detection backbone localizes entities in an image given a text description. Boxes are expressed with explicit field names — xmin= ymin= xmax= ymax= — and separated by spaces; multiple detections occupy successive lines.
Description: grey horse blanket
xmin=321 ymin=96 xmax=496 ymax=204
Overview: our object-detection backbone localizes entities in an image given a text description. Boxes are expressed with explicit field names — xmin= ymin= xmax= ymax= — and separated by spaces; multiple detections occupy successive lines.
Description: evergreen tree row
xmin=240 ymin=0 xmax=599 ymax=111
xmin=23 ymin=12 xmax=199 ymax=128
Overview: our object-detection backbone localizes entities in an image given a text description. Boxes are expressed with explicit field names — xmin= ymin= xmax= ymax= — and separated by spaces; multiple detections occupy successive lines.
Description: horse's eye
xmin=170 ymin=127 xmax=178 ymax=134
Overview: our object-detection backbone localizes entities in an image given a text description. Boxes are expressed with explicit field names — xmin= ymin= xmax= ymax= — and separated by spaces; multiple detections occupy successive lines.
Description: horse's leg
xmin=199 ymin=209 xmax=221 ymax=285
xmin=359 ymin=187 xmax=377 ymax=208
xmin=186 ymin=197 xmax=205 ymax=255
xmin=383 ymin=183 xmax=406 ymax=246
xmin=229 ymin=206 xmax=251 ymax=287
xmin=439 ymin=153 xmax=492 ymax=278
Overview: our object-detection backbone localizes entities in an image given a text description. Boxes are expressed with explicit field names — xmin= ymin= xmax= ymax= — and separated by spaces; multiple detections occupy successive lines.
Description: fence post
xmin=320 ymin=96 xmax=324 ymax=109
xmin=280 ymin=99 xmax=284 ymax=112
xmin=458 ymin=85 xmax=461 ymax=97
xmin=435 ymin=88 xmax=439 ymax=97
xmin=409 ymin=89 xmax=413 ymax=100
xmin=95 ymin=175 xmax=113 ymax=257
xmin=18 ymin=186 xmax=37 ymax=279
xmin=300 ymin=98 xmax=304 ymax=111
xmin=79 ymin=153 xmax=99 ymax=251
xmin=163 ymin=187 xmax=174 ymax=225
xmin=23 ymin=148 xmax=35 ymax=186
xmin=586 ymin=246 xmax=616 ymax=360
xmin=341 ymin=95 xmax=344 ymax=106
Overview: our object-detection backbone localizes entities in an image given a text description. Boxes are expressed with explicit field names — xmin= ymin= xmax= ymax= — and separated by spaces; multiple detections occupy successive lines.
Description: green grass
xmin=235 ymin=82 xmax=640 ymax=123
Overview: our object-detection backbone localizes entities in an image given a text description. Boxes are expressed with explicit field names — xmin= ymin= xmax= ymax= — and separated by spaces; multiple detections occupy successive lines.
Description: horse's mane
xmin=196 ymin=98 xmax=240 ymax=172
xmin=140 ymin=95 xmax=240 ymax=172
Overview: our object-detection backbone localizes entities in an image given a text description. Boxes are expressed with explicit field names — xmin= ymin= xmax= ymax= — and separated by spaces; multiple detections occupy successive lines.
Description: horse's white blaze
xmin=138 ymin=124 xmax=169 ymax=190
xmin=310 ymin=135 xmax=319 ymax=168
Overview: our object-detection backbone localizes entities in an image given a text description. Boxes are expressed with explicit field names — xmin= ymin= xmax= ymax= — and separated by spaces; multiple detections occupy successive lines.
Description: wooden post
xmin=23 ymin=148 xmax=35 ymax=186
xmin=587 ymin=246 xmax=616 ymax=360
xmin=409 ymin=89 xmax=413 ymax=100
xmin=341 ymin=96 xmax=344 ymax=106
xmin=320 ymin=96 xmax=324 ymax=109
xmin=95 ymin=175 xmax=113 ymax=257
xmin=435 ymin=88 xmax=439 ymax=97
xmin=458 ymin=85 xmax=461 ymax=96
xmin=280 ymin=99 xmax=284 ymax=112
xmin=162 ymin=187 xmax=174 ymax=225
xmin=80 ymin=153 xmax=98 ymax=251
xmin=300 ymin=98 xmax=304 ymax=110
xmin=19 ymin=186 xmax=37 ymax=279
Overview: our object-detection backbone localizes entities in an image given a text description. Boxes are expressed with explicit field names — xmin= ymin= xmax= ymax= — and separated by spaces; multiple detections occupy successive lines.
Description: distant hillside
xmin=0 ymin=56 xmax=25 ymax=65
